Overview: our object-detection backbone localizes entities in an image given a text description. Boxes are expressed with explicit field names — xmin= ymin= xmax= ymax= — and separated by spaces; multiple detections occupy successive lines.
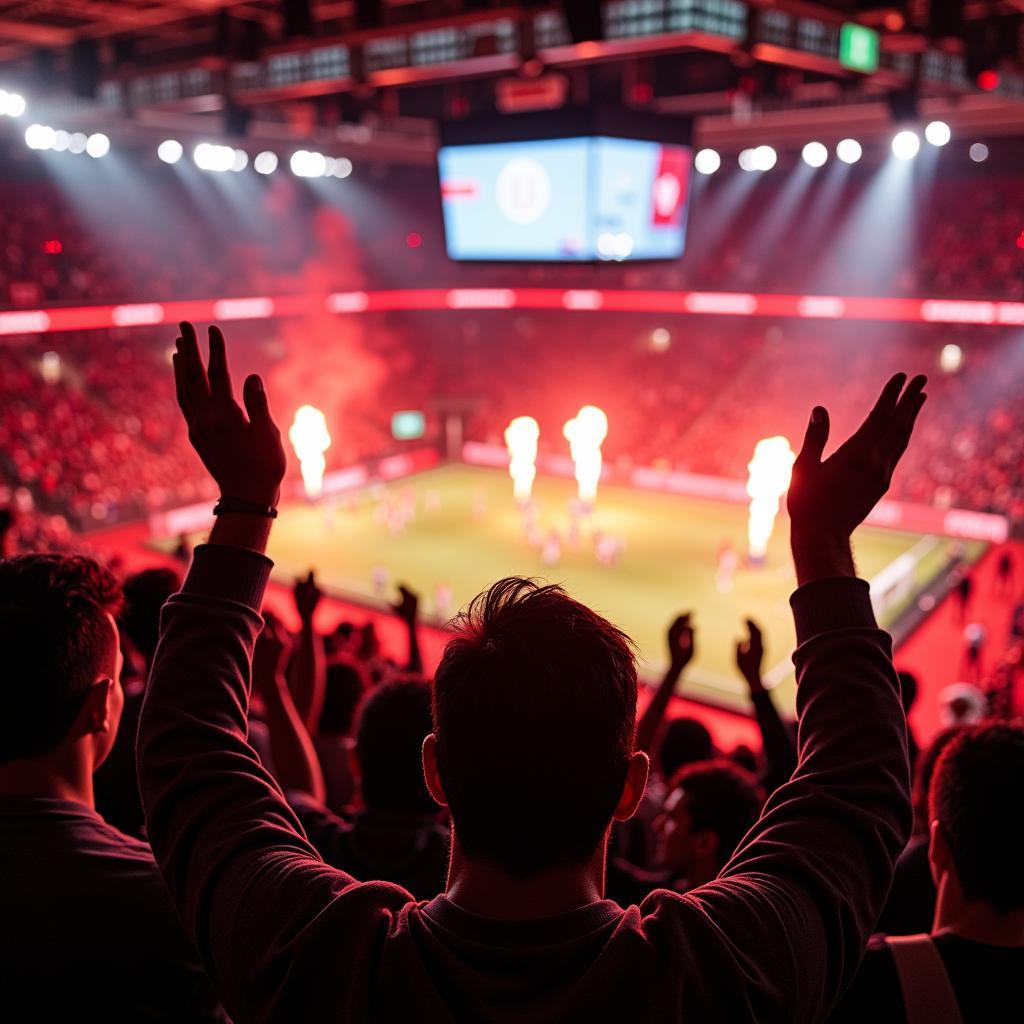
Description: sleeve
xmin=647 ymin=577 xmax=913 ymax=1024
xmin=137 ymin=544 xmax=412 ymax=1022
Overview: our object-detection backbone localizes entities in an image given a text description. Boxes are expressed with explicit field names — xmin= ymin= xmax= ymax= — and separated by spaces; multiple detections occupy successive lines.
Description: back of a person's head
xmin=433 ymin=577 xmax=637 ymax=879
xmin=930 ymin=720 xmax=1024 ymax=914
xmin=120 ymin=567 xmax=181 ymax=664
xmin=897 ymin=670 xmax=919 ymax=713
xmin=320 ymin=658 xmax=368 ymax=737
xmin=659 ymin=716 xmax=714 ymax=780
xmin=669 ymin=758 xmax=763 ymax=868
xmin=0 ymin=554 xmax=122 ymax=764
xmin=356 ymin=678 xmax=434 ymax=814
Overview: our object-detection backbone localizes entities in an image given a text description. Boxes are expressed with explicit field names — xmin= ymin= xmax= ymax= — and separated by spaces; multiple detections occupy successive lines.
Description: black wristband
xmin=213 ymin=495 xmax=278 ymax=519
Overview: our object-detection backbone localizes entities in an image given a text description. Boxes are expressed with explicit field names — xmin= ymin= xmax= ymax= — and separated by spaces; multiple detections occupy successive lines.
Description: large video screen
xmin=438 ymin=136 xmax=690 ymax=261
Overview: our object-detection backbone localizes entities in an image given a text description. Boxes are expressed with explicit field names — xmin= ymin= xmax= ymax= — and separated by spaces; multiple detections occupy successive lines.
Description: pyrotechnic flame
xmin=504 ymin=416 xmax=540 ymax=504
xmin=289 ymin=405 xmax=332 ymax=499
xmin=564 ymin=405 xmax=608 ymax=505
xmin=746 ymin=436 xmax=795 ymax=561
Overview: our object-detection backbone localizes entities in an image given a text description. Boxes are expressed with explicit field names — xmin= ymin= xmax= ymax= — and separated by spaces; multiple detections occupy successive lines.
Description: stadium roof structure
xmin=0 ymin=1 xmax=1022 ymax=158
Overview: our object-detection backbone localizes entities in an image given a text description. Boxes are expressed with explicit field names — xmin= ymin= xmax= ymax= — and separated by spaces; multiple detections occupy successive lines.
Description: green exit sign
xmin=839 ymin=23 xmax=879 ymax=74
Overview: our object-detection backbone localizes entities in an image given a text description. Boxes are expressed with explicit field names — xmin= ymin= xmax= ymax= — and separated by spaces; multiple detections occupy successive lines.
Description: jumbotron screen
xmin=438 ymin=137 xmax=691 ymax=261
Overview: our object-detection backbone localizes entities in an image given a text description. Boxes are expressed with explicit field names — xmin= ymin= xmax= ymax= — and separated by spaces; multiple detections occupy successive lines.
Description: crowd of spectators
xmin=1 ymin=338 xmax=1020 ymax=1020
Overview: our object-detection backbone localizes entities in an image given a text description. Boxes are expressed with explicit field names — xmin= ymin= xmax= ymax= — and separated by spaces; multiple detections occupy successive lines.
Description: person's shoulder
xmin=828 ymin=936 xmax=903 ymax=1024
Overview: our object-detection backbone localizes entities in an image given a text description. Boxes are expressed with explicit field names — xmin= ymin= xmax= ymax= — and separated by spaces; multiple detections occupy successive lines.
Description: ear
xmin=928 ymin=818 xmax=952 ymax=886
xmin=613 ymin=750 xmax=650 ymax=821
xmin=421 ymin=733 xmax=448 ymax=809
xmin=81 ymin=678 xmax=114 ymax=736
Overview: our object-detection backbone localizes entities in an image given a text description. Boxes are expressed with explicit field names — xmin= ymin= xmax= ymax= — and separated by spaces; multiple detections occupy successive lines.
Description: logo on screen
xmin=496 ymin=157 xmax=552 ymax=225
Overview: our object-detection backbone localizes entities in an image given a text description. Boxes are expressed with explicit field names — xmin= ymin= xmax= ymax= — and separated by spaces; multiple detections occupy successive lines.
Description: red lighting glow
xmin=977 ymin=69 xmax=1000 ymax=92
xmin=1016 ymin=231 xmax=1024 ymax=250
xmin=42 ymin=239 xmax=62 ymax=254
xmin=406 ymin=232 xmax=422 ymax=248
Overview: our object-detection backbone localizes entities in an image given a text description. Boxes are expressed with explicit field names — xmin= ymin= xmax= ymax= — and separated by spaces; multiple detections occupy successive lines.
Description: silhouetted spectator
xmin=832 ymin=722 xmax=1024 ymax=1023
xmin=0 ymin=554 xmax=223 ymax=1021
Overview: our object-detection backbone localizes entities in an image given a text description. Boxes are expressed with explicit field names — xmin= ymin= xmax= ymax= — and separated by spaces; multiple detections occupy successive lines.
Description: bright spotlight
xmin=738 ymin=148 xmax=757 ymax=172
xmin=6 ymin=92 xmax=25 ymax=117
xmin=253 ymin=151 xmax=278 ymax=175
xmin=613 ymin=233 xmax=634 ymax=260
xmin=693 ymin=148 xmax=721 ymax=175
xmin=801 ymin=141 xmax=828 ymax=168
xmin=969 ymin=142 xmax=989 ymax=163
xmin=940 ymin=343 xmax=963 ymax=374
xmin=650 ymin=327 xmax=671 ymax=352
xmin=51 ymin=129 xmax=70 ymax=153
xmin=231 ymin=149 xmax=249 ymax=172
xmin=925 ymin=120 xmax=951 ymax=147
xmin=891 ymin=130 xmax=920 ymax=160
xmin=333 ymin=156 xmax=353 ymax=178
xmin=157 ymin=139 xmax=183 ymax=164
xmin=25 ymin=123 xmax=55 ymax=150
xmin=85 ymin=133 xmax=110 ymax=158
xmin=193 ymin=142 xmax=235 ymax=172
xmin=753 ymin=145 xmax=777 ymax=171
xmin=290 ymin=149 xmax=328 ymax=178
xmin=836 ymin=138 xmax=863 ymax=164
xmin=597 ymin=232 xmax=615 ymax=259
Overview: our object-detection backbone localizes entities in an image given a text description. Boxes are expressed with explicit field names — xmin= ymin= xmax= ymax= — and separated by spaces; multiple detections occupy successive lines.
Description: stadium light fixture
xmin=969 ymin=142 xmax=989 ymax=163
xmin=85 ymin=133 xmax=110 ymax=158
xmin=924 ymin=121 xmax=951 ymax=147
xmin=738 ymin=148 xmax=757 ymax=172
xmin=0 ymin=89 xmax=26 ymax=117
xmin=290 ymin=149 xmax=328 ymax=178
xmin=801 ymin=141 xmax=828 ymax=168
xmin=753 ymin=145 xmax=777 ymax=171
xmin=891 ymin=130 xmax=920 ymax=160
xmin=939 ymin=344 xmax=963 ymax=373
xmin=194 ymin=142 xmax=235 ymax=172
xmin=836 ymin=138 xmax=863 ymax=164
xmin=68 ymin=132 xmax=87 ymax=154
xmin=157 ymin=139 xmax=183 ymax=164
xmin=51 ymin=129 xmax=70 ymax=153
xmin=693 ymin=148 xmax=721 ymax=175
xmin=24 ymin=123 xmax=55 ymax=150
xmin=253 ymin=151 xmax=278 ymax=175
xmin=231 ymin=149 xmax=249 ymax=172
xmin=333 ymin=156 xmax=353 ymax=179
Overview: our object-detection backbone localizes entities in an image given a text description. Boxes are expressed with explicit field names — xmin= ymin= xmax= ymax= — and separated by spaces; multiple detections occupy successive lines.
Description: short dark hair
xmin=356 ymin=679 xmax=434 ymax=814
xmin=0 ymin=554 xmax=122 ymax=764
xmin=930 ymin=721 xmax=1024 ymax=914
xmin=669 ymin=759 xmax=763 ymax=869
xmin=432 ymin=577 xmax=637 ymax=878
xmin=897 ymin=670 xmax=919 ymax=712
xmin=320 ymin=659 xmax=368 ymax=736
xmin=659 ymin=717 xmax=714 ymax=780
xmin=912 ymin=726 xmax=962 ymax=835
xmin=120 ymin=567 xmax=181 ymax=664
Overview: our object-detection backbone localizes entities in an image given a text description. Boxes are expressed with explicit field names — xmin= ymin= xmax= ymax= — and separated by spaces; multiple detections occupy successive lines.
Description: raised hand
xmin=394 ymin=585 xmax=420 ymax=627
xmin=293 ymin=571 xmax=322 ymax=624
xmin=173 ymin=321 xmax=287 ymax=507
xmin=787 ymin=373 xmax=926 ymax=580
xmin=735 ymin=619 xmax=765 ymax=693
xmin=253 ymin=612 xmax=292 ymax=695
xmin=667 ymin=613 xmax=695 ymax=675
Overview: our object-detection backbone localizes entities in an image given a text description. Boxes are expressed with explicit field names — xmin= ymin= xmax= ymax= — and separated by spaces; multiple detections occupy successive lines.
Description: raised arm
xmin=671 ymin=374 xmax=926 ymax=1022
xmin=289 ymin=570 xmax=327 ymax=730
xmin=254 ymin=611 xmax=327 ymax=803
xmin=394 ymin=584 xmax=424 ymax=675
xmin=635 ymin=614 xmax=694 ymax=757
xmin=735 ymin=619 xmax=796 ymax=794
xmin=138 ymin=324 xmax=407 ymax=1022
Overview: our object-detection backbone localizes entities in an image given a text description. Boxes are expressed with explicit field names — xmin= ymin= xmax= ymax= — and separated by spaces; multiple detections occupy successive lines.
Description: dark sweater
xmin=0 ymin=796 xmax=226 ymax=1023
xmin=138 ymin=544 xmax=912 ymax=1024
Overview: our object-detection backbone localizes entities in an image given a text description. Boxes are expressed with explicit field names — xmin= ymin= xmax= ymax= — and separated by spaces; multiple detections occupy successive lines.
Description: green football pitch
xmin=257 ymin=463 xmax=965 ymax=714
